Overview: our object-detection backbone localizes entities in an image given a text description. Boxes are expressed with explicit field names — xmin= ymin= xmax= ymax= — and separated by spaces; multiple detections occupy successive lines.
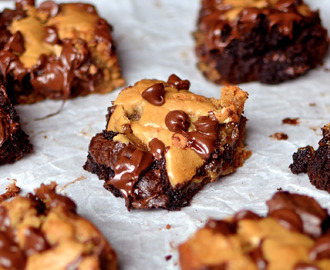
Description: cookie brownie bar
xmin=0 ymin=82 xmax=32 ymax=164
xmin=0 ymin=182 xmax=117 ymax=270
xmin=0 ymin=0 xmax=124 ymax=104
xmin=179 ymin=191 xmax=330 ymax=270
xmin=290 ymin=124 xmax=330 ymax=193
xmin=195 ymin=0 xmax=329 ymax=84
xmin=84 ymin=74 xmax=250 ymax=210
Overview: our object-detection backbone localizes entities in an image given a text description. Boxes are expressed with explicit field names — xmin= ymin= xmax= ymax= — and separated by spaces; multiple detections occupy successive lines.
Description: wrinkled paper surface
xmin=0 ymin=0 xmax=330 ymax=269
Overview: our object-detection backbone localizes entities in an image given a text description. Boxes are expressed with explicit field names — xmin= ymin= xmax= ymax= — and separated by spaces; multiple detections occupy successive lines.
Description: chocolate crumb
xmin=165 ymin=255 xmax=172 ymax=261
xmin=277 ymin=187 xmax=283 ymax=191
xmin=0 ymin=182 xmax=21 ymax=203
xmin=282 ymin=118 xmax=300 ymax=125
xmin=269 ymin=133 xmax=288 ymax=140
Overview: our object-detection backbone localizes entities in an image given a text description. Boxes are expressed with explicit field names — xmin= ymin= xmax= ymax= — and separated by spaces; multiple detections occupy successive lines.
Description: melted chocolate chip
xmin=38 ymin=1 xmax=59 ymax=18
xmin=233 ymin=210 xmax=261 ymax=222
xmin=309 ymin=235 xmax=330 ymax=260
xmin=24 ymin=227 xmax=49 ymax=256
xmin=205 ymin=219 xmax=236 ymax=236
xmin=15 ymin=0 xmax=35 ymax=9
xmin=268 ymin=208 xmax=303 ymax=233
xmin=0 ymin=231 xmax=26 ymax=269
xmin=142 ymin=83 xmax=165 ymax=106
xmin=166 ymin=74 xmax=190 ymax=90
xmin=165 ymin=110 xmax=190 ymax=133
xmin=249 ymin=242 xmax=268 ymax=270
xmin=112 ymin=148 xmax=154 ymax=199
xmin=4 ymin=31 xmax=25 ymax=54
xmin=43 ymin=26 xmax=59 ymax=44
xmin=187 ymin=116 xmax=219 ymax=160
xmin=149 ymin=138 xmax=166 ymax=160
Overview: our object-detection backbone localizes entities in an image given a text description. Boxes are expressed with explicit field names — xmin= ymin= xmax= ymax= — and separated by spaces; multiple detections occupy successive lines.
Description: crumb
xmin=165 ymin=255 xmax=172 ymax=261
xmin=309 ymin=103 xmax=317 ymax=107
xmin=166 ymin=224 xmax=171 ymax=230
xmin=277 ymin=187 xmax=283 ymax=191
xmin=282 ymin=118 xmax=300 ymax=125
xmin=269 ymin=133 xmax=288 ymax=140
xmin=44 ymin=135 xmax=47 ymax=139
xmin=0 ymin=182 xmax=21 ymax=203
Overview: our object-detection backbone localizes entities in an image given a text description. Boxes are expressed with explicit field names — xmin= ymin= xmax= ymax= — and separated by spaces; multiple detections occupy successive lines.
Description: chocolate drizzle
xmin=112 ymin=148 xmax=154 ymax=199
xmin=142 ymin=83 xmax=165 ymax=106
xmin=149 ymin=138 xmax=166 ymax=160
xmin=165 ymin=111 xmax=219 ymax=160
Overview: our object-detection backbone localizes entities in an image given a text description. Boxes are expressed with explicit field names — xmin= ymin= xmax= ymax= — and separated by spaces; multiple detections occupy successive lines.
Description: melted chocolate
xmin=205 ymin=219 xmax=236 ymax=236
xmin=0 ymin=231 xmax=26 ymax=269
xmin=24 ymin=227 xmax=49 ymax=256
xmin=141 ymin=83 xmax=165 ymax=106
xmin=309 ymin=235 xmax=330 ymax=260
xmin=268 ymin=209 xmax=303 ymax=233
xmin=37 ymin=1 xmax=59 ymax=18
xmin=149 ymin=138 xmax=166 ymax=160
xmin=166 ymin=74 xmax=190 ymax=90
xmin=16 ymin=0 xmax=35 ymax=10
xmin=43 ymin=26 xmax=59 ymax=44
xmin=112 ymin=148 xmax=154 ymax=198
xmin=4 ymin=31 xmax=25 ymax=54
xmin=187 ymin=116 xmax=219 ymax=160
xmin=294 ymin=262 xmax=320 ymax=270
xmin=165 ymin=110 xmax=190 ymax=133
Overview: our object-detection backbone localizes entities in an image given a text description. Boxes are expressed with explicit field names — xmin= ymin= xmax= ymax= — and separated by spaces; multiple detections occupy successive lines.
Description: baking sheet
xmin=0 ymin=0 xmax=330 ymax=269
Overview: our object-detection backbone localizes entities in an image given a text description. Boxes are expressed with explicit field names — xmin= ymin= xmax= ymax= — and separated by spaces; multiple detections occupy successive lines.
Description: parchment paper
xmin=0 ymin=1 xmax=330 ymax=269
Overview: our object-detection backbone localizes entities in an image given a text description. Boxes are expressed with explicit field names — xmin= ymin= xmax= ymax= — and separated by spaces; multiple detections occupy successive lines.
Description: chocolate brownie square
xmin=84 ymin=74 xmax=250 ymax=210
xmin=0 ymin=82 xmax=32 ymax=164
xmin=195 ymin=0 xmax=329 ymax=84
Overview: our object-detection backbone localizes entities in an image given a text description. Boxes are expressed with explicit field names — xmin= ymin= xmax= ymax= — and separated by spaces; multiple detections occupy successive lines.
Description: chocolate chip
xmin=166 ymin=74 xmax=190 ymax=90
xmin=268 ymin=208 xmax=303 ymax=233
xmin=5 ymin=31 xmax=25 ymax=54
xmin=165 ymin=110 xmax=190 ymax=133
xmin=309 ymin=235 xmax=330 ymax=260
xmin=38 ymin=1 xmax=59 ymax=18
xmin=142 ymin=83 xmax=165 ymax=106
xmin=43 ymin=26 xmax=59 ymax=44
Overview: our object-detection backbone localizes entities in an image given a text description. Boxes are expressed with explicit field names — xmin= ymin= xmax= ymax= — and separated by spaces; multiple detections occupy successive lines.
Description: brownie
xmin=0 ymin=182 xmax=117 ymax=269
xmin=195 ymin=0 xmax=329 ymax=84
xmin=0 ymin=0 xmax=125 ymax=104
xmin=0 ymin=82 xmax=32 ymax=164
xmin=84 ymin=74 xmax=250 ymax=210
xmin=290 ymin=124 xmax=330 ymax=193
xmin=179 ymin=191 xmax=330 ymax=270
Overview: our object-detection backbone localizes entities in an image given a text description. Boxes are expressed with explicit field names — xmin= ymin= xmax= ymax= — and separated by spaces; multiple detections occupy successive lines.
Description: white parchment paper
xmin=0 ymin=1 xmax=330 ymax=269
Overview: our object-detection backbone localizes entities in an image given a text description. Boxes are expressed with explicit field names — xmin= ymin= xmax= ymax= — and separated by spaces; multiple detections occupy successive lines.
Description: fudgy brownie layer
xmin=179 ymin=191 xmax=330 ymax=270
xmin=0 ymin=83 xmax=32 ymax=164
xmin=0 ymin=0 xmax=124 ymax=104
xmin=290 ymin=124 xmax=330 ymax=193
xmin=195 ymin=0 xmax=329 ymax=84
xmin=0 ymin=183 xmax=117 ymax=270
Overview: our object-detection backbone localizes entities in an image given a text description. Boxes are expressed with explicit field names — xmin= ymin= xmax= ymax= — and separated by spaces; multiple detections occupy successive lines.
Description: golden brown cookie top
xmin=107 ymin=74 xmax=248 ymax=186
xmin=9 ymin=2 xmax=101 ymax=67
xmin=179 ymin=191 xmax=330 ymax=270
xmin=0 ymin=182 xmax=117 ymax=270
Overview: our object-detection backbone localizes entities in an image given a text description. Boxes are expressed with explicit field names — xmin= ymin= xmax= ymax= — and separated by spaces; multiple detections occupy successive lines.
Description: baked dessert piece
xmin=179 ymin=191 xmax=330 ymax=270
xmin=0 ymin=0 xmax=125 ymax=104
xmin=0 ymin=182 xmax=117 ymax=270
xmin=290 ymin=124 xmax=330 ymax=193
xmin=195 ymin=0 xmax=329 ymax=84
xmin=0 ymin=82 xmax=32 ymax=164
xmin=84 ymin=74 xmax=250 ymax=210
